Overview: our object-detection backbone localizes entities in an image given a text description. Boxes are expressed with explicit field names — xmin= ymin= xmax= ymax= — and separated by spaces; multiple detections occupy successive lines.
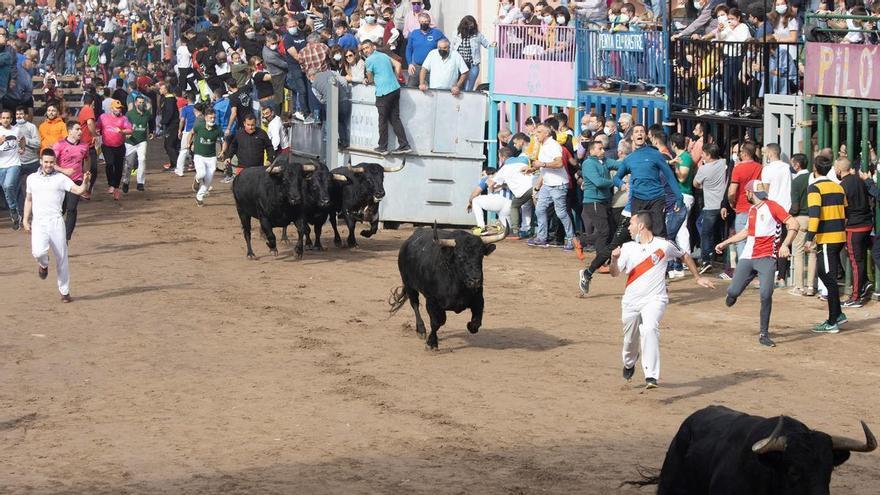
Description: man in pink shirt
xmin=53 ymin=121 xmax=90 ymax=241
xmin=97 ymin=100 xmax=133 ymax=200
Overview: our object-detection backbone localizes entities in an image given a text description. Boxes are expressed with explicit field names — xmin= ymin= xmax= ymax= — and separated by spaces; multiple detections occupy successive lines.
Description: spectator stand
xmin=802 ymin=11 xmax=880 ymax=297
xmin=33 ymin=75 xmax=84 ymax=118
xmin=487 ymin=23 xmax=579 ymax=168
xmin=576 ymin=18 xmax=669 ymax=131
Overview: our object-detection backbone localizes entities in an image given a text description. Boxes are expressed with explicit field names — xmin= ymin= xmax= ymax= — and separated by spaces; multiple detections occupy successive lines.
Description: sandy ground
xmin=1 ymin=141 xmax=879 ymax=494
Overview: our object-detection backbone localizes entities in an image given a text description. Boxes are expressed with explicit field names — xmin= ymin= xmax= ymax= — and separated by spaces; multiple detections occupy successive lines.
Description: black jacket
xmin=228 ymin=128 xmax=276 ymax=168
xmin=159 ymin=94 xmax=179 ymax=128
xmin=841 ymin=173 xmax=873 ymax=229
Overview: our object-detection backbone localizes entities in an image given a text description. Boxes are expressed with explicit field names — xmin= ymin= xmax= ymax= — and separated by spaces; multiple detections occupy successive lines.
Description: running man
xmin=122 ymin=94 xmax=153 ymax=192
xmin=0 ymin=108 xmax=24 ymax=230
xmin=22 ymin=149 xmax=91 ymax=302
xmin=714 ymin=181 xmax=799 ymax=347
xmin=190 ymin=107 xmax=222 ymax=206
xmin=610 ymin=211 xmax=714 ymax=389
xmin=52 ymin=121 xmax=89 ymax=241
xmin=97 ymin=99 xmax=133 ymax=200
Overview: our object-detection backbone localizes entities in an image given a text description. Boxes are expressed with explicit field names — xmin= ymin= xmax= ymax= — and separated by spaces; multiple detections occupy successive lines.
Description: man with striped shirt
xmin=805 ymin=155 xmax=848 ymax=334
xmin=714 ymin=181 xmax=799 ymax=347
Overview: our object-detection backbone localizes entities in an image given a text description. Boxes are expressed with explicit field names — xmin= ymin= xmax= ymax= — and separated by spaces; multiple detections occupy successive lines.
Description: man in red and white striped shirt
xmin=610 ymin=211 xmax=714 ymax=390
xmin=715 ymin=180 xmax=800 ymax=348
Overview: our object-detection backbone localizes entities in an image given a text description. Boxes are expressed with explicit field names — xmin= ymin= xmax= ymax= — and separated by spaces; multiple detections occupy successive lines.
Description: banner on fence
xmin=804 ymin=43 xmax=880 ymax=100
xmin=597 ymin=32 xmax=645 ymax=52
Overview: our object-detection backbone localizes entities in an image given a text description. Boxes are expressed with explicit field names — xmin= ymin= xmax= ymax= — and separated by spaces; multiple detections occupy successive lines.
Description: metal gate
xmin=763 ymin=94 xmax=804 ymax=161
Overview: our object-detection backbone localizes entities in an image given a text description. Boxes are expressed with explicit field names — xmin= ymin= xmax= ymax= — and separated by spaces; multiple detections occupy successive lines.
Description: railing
xmin=494 ymin=24 xmax=577 ymax=62
xmin=804 ymin=12 xmax=880 ymax=41
xmin=669 ymin=38 xmax=804 ymax=118
xmin=577 ymin=29 xmax=667 ymax=92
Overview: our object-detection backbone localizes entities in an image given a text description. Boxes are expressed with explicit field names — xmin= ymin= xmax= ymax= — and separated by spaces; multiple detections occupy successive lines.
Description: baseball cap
xmin=745 ymin=179 xmax=768 ymax=200
xmin=111 ymin=99 xmax=123 ymax=110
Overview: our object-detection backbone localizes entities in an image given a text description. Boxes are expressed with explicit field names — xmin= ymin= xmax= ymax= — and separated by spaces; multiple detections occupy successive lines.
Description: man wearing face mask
xmin=405 ymin=12 xmax=445 ymax=87
xmin=262 ymin=32 xmax=288 ymax=113
xmin=418 ymin=39 xmax=468 ymax=95
xmin=14 ymin=106 xmax=41 ymax=212
xmin=397 ymin=0 xmax=433 ymax=39
xmin=334 ymin=20 xmax=359 ymax=51
xmin=282 ymin=13 xmax=313 ymax=124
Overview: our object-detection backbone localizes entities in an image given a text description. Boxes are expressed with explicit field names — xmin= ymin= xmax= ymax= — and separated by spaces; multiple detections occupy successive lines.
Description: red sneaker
xmin=573 ymin=237 xmax=585 ymax=261
xmin=113 ymin=189 xmax=121 ymax=201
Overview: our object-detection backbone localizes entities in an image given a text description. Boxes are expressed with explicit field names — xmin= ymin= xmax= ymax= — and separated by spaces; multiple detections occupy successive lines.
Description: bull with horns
xmin=389 ymin=222 xmax=507 ymax=350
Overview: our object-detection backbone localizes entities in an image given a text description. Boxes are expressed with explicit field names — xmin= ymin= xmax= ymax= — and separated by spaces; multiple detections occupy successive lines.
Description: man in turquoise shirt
xmin=361 ymin=39 xmax=410 ymax=155
xmin=581 ymin=139 xmax=621 ymax=262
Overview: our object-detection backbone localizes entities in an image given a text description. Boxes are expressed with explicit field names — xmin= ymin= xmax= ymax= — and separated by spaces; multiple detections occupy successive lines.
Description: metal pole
xmin=250 ymin=0 xmax=255 ymax=24
xmin=831 ymin=104 xmax=839 ymax=160
xmin=487 ymin=46 xmax=498 ymax=169
xmin=327 ymin=80 xmax=339 ymax=170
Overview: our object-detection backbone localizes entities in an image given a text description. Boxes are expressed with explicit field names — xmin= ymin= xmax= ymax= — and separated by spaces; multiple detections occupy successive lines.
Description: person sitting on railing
xmin=570 ymin=0 xmax=608 ymax=29
xmin=841 ymin=6 xmax=868 ymax=43
xmin=495 ymin=0 xmax=524 ymax=25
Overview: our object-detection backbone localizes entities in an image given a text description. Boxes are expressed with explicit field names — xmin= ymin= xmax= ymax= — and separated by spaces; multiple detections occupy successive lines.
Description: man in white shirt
xmin=527 ymin=123 xmax=576 ymax=250
xmin=760 ymin=142 xmax=793 ymax=287
xmin=491 ymin=148 xmax=535 ymax=235
xmin=260 ymin=106 xmax=288 ymax=152
xmin=175 ymin=33 xmax=197 ymax=95
xmin=467 ymin=167 xmax=513 ymax=234
xmin=0 ymin=108 xmax=24 ymax=229
xmin=418 ymin=39 xmax=469 ymax=96
xmin=611 ymin=211 xmax=714 ymax=389
xmin=22 ymin=149 xmax=91 ymax=302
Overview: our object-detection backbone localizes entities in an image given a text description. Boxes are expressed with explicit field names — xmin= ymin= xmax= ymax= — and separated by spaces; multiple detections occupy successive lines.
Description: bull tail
xmin=619 ymin=465 xmax=660 ymax=489
xmin=388 ymin=286 xmax=408 ymax=314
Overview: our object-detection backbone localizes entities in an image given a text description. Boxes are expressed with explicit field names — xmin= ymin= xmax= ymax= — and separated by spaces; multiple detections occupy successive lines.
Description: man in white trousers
xmin=189 ymin=107 xmax=222 ymax=206
xmin=610 ymin=211 xmax=714 ymax=389
xmin=467 ymin=168 xmax=512 ymax=234
xmin=22 ymin=149 xmax=91 ymax=303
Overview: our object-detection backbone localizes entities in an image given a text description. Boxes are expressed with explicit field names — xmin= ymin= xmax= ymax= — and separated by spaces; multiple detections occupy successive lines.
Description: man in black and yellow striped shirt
xmin=805 ymin=155 xmax=848 ymax=333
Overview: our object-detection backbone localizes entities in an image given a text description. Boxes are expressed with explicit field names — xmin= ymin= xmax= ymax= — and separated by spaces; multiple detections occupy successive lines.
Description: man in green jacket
xmin=121 ymin=95 xmax=153 ymax=193
xmin=579 ymin=138 xmax=620 ymax=268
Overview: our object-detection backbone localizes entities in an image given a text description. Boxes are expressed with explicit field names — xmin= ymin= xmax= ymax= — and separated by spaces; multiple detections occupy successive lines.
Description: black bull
xmin=627 ymin=405 xmax=876 ymax=495
xmin=232 ymin=154 xmax=332 ymax=260
xmin=389 ymin=224 xmax=507 ymax=350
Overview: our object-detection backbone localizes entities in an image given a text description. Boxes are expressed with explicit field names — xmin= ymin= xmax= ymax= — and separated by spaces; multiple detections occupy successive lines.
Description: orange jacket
xmin=39 ymin=118 xmax=68 ymax=154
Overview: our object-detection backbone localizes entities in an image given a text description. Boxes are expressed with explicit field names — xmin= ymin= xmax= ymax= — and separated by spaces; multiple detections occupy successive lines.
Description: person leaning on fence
xmin=452 ymin=15 xmax=491 ymax=92
xmin=405 ymin=13 xmax=446 ymax=87
xmin=307 ymin=67 xmax=352 ymax=150
xmin=418 ymin=39 xmax=469 ymax=95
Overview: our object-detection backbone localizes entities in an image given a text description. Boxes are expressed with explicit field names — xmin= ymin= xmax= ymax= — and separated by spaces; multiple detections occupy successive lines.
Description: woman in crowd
xmin=452 ymin=16 xmax=491 ymax=92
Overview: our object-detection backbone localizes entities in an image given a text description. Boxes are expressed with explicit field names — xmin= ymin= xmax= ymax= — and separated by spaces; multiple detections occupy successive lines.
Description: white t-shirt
xmin=617 ymin=237 xmax=683 ymax=309
xmin=421 ymin=50 xmax=469 ymax=90
xmin=26 ymin=171 xmax=74 ymax=222
xmin=537 ymin=137 xmax=568 ymax=187
xmin=265 ymin=116 xmax=287 ymax=151
xmin=0 ymin=126 xmax=21 ymax=169
xmin=493 ymin=158 xmax=534 ymax=198
xmin=761 ymin=160 xmax=792 ymax=212
xmin=176 ymin=44 xmax=192 ymax=69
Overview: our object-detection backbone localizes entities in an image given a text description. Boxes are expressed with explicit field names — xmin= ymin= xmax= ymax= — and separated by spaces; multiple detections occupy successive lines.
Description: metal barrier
xmin=669 ymin=39 xmax=803 ymax=118
xmin=577 ymin=29 xmax=667 ymax=90
xmin=495 ymin=23 xmax=577 ymax=62
xmin=804 ymin=12 xmax=880 ymax=42
xmin=763 ymin=94 xmax=804 ymax=160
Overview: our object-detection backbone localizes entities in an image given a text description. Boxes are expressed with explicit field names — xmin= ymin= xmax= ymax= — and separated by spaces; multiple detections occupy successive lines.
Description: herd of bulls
xmin=231 ymin=152 xmax=404 ymax=260
xmin=230 ymin=155 xmax=876 ymax=494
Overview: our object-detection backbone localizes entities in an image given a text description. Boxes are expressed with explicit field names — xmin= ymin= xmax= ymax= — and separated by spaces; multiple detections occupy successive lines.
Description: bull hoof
xmin=304 ymin=240 xmax=313 ymax=249
xmin=270 ymin=249 xmax=278 ymax=256
xmin=345 ymin=241 xmax=358 ymax=249
xmin=334 ymin=239 xmax=342 ymax=248
xmin=294 ymin=249 xmax=304 ymax=260
xmin=314 ymin=245 xmax=325 ymax=251
xmin=415 ymin=325 xmax=426 ymax=336
xmin=360 ymin=229 xmax=374 ymax=238
xmin=467 ymin=321 xmax=481 ymax=334
xmin=280 ymin=237 xmax=290 ymax=245
xmin=424 ymin=343 xmax=439 ymax=352
xmin=247 ymin=253 xmax=256 ymax=260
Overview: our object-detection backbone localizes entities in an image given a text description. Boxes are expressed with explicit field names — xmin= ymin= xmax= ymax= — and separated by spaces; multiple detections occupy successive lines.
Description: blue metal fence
xmin=576 ymin=29 xmax=667 ymax=91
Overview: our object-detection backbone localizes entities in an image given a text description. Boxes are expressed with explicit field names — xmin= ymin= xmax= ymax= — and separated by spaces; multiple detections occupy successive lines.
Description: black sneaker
xmin=122 ymin=182 xmax=129 ymax=193
xmin=11 ymin=210 xmax=21 ymax=231
xmin=38 ymin=265 xmax=48 ymax=279
xmin=578 ymin=268 xmax=591 ymax=296
xmin=136 ymin=183 xmax=145 ymax=192
xmin=725 ymin=295 xmax=737 ymax=307
xmin=373 ymin=146 xmax=389 ymax=156
xmin=623 ymin=365 xmax=635 ymax=381
xmin=860 ymin=283 xmax=873 ymax=300
xmin=192 ymin=178 xmax=199 ymax=192
xmin=645 ymin=378 xmax=658 ymax=389
xmin=699 ymin=262 xmax=712 ymax=274
xmin=759 ymin=334 xmax=776 ymax=347
xmin=391 ymin=144 xmax=412 ymax=154
xmin=842 ymin=299 xmax=863 ymax=308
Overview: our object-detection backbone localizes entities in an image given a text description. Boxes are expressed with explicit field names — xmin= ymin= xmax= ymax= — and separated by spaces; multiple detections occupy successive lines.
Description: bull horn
xmin=302 ymin=163 xmax=316 ymax=172
xmin=752 ymin=416 xmax=788 ymax=454
xmin=830 ymin=421 xmax=878 ymax=453
xmin=350 ymin=166 xmax=364 ymax=174
xmin=384 ymin=156 xmax=406 ymax=173
xmin=332 ymin=174 xmax=348 ymax=182
xmin=479 ymin=224 xmax=509 ymax=244
xmin=433 ymin=220 xmax=456 ymax=247
xmin=267 ymin=165 xmax=282 ymax=174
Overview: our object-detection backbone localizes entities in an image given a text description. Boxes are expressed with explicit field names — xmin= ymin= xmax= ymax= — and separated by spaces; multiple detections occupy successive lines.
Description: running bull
xmin=232 ymin=154 xmax=326 ymax=260
xmin=628 ymin=405 xmax=876 ymax=494
xmin=327 ymin=158 xmax=405 ymax=248
xmin=389 ymin=223 xmax=506 ymax=349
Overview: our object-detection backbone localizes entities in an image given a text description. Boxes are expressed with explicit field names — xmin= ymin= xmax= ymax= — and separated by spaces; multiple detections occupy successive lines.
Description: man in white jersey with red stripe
xmin=715 ymin=180 xmax=799 ymax=348
xmin=610 ymin=211 xmax=715 ymax=390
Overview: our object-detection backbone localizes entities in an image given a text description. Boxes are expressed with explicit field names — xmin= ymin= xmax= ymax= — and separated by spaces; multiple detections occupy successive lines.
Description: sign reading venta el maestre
xmin=805 ymin=43 xmax=880 ymax=99
xmin=597 ymin=32 xmax=645 ymax=52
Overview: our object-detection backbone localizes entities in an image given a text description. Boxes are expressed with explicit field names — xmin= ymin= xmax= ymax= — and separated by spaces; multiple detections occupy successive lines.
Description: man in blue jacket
xmin=612 ymin=124 xmax=683 ymax=238
xmin=580 ymin=139 xmax=620 ymax=263
xmin=405 ymin=13 xmax=445 ymax=87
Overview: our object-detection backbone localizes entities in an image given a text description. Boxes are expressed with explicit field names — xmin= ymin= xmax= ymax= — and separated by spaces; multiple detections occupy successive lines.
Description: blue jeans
xmin=699 ymin=209 xmax=721 ymax=264
xmin=734 ymin=212 xmax=749 ymax=259
xmin=535 ymin=185 xmax=574 ymax=242
xmin=464 ymin=64 xmax=480 ymax=92
xmin=0 ymin=165 xmax=21 ymax=211
xmin=17 ymin=161 xmax=39 ymax=211
xmin=64 ymin=49 xmax=76 ymax=74
xmin=665 ymin=204 xmax=687 ymax=270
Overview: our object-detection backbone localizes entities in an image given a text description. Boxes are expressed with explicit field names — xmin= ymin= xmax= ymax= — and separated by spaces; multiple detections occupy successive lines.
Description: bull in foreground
xmin=232 ymin=155 xmax=321 ymax=260
xmin=328 ymin=158 xmax=405 ymax=248
xmin=627 ymin=405 xmax=876 ymax=494
xmin=389 ymin=223 xmax=506 ymax=350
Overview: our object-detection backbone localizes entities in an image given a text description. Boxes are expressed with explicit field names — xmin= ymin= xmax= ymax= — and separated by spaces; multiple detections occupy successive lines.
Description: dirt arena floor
xmin=1 ymin=142 xmax=879 ymax=494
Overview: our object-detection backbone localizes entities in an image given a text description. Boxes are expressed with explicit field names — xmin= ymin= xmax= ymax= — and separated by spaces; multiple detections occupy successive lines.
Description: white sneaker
xmin=293 ymin=111 xmax=305 ymax=121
